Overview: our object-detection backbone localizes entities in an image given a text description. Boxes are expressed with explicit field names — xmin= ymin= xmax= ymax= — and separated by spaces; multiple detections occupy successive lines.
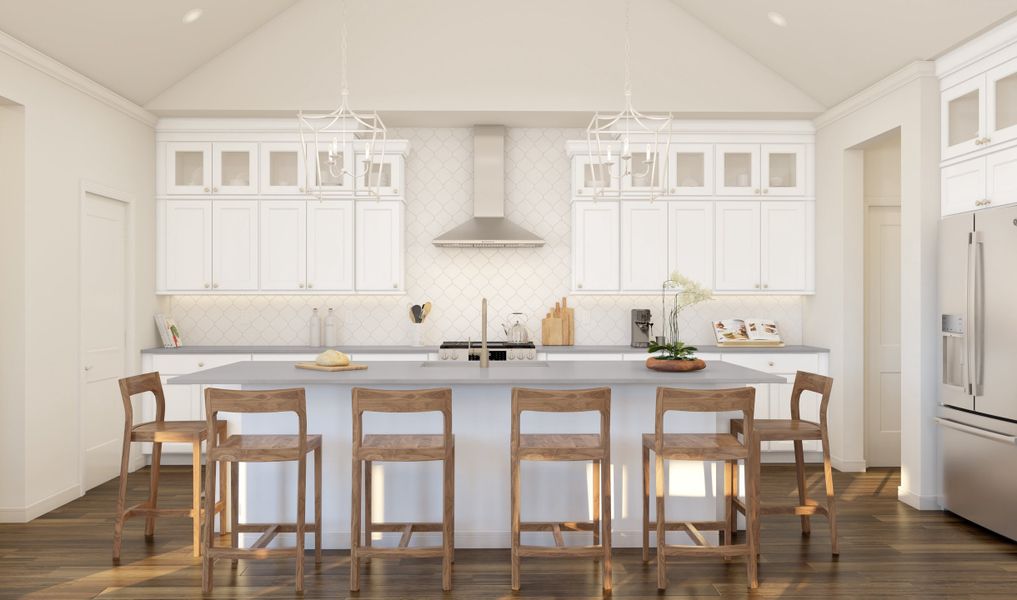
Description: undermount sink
xmin=420 ymin=361 xmax=550 ymax=368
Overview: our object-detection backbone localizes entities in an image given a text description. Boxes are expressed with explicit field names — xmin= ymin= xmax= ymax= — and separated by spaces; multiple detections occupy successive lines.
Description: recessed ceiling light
xmin=182 ymin=8 xmax=204 ymax=24
xmin=767 ymin=11 xmax=787 ymax=27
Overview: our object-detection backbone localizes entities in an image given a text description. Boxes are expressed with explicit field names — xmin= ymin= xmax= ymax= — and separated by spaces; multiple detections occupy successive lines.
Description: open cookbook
xmin=712 ymin=318 xmax=785 ymax=347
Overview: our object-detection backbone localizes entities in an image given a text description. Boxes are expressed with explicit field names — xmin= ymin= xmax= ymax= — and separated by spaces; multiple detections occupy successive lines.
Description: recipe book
xmin=712 ymin=318 xmax=784 ymax=347
xmin=154 ymin=314 xmax=183 ymax=348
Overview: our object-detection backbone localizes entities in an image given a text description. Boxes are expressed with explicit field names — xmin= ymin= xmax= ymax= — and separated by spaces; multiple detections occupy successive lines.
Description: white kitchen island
xmin=170 ymin=360 xmax=784 ymax=549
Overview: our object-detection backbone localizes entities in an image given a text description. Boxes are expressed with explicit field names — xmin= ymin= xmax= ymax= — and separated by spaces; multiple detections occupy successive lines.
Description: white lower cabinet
xmin=355 ymin=201 xmax=404 ymax=292
xmin=211 ymin=201 xmax=259 ymax=291
xmin=621 ymin=201 xmax=668 ymax=291
xmin=573 ymin=201 xmax=620 ymax=292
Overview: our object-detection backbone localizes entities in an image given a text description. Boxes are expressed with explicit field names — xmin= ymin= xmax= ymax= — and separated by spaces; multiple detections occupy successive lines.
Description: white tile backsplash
xmin=167 ymin=127 xmax=803 ymax=347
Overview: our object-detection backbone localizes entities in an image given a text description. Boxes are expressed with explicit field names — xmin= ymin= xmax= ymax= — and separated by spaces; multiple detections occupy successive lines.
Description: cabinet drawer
xmin=150 ymin=353 xmax=252 ymax=375
xmin=721 ymin=354 xmax=819 ymax=375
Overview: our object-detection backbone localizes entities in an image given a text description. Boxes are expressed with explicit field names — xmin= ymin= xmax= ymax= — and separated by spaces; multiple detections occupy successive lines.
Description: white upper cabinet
xmin=162 ymin=200 xmax=212 ymax=290
xmin=211 ymin=143 xmax=258 ymax=195
xmin=942 ymin=77 xmax=986 ymax=160
xmin=355 ymin=201 xmax=403 ymax=291
xmin=760 ymin=144 xmax=806 ymax=196
xmin=620 ymin=201 xmax=668 ymax=291
xmin=987 ymin=57 xmax=1017 ymax=148
xmin=620 ymin=144 xmax=667 ymax=195
xmin=166 ymin=142 xmax=258 ymax=195
xmin=667 ymin=144 xmax=713 ymax=196
xmin=166 ymin=142 xmax=213 ymax=195
xmin=573 ymin=201 xmax=620 ymax=292
xmin=259 ymin=200 xmax=306 ymax=291
xmin=715 ymin=144 xmax=761 ymax=196
xmin=572 ymin=153 xmax=620 ymax=198
xmin=761 ymin=202 xmax=809 ymax=291
xmin=355 ymin=151 xmax=404 ymax=197
xmin=714 ymin=201 xmax=761 ymax=291
xmin=260 ymin=142 xmax=306 ymax=195
xmin=986 ymin=145 xmax=1017 ymax=208
xmin=307 ymin=200 xmax=354 ymax=292
xmin=668 ymin=201 xmax=714 ymax=287
xmin=305 ymin=142 xmax=354 ymax=194
xmin=211 ymin=201 xmax=259 ymax=290
xmin=942 ymin=157 xmax=987 ymax=215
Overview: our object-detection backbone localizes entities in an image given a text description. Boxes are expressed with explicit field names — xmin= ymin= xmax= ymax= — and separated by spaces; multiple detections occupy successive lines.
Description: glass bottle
xmin=309 ymin=308 xmax=321 ymax=346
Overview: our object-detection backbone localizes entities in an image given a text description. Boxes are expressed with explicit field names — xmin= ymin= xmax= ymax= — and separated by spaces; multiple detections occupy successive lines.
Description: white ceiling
xmin=0 ymin=0 xmax=297 ymax=104
xmin=672 ymin=0 xmax=1017 ymax=107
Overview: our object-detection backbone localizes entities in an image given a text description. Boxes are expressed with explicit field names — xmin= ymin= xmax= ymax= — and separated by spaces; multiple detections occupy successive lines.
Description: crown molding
xmin=0 ymin=30 xmax=156 ymax=127
xmin=936 ymin=15 xmax=1017 ymax=80
xmin=813 ymin=61 xmax=936 ymax=131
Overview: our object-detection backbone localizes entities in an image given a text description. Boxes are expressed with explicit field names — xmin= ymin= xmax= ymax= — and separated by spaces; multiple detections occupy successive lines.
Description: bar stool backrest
xmin=204 ymin=387 xmax=308 ymax=454
xmin=654 ymin=386 xmax=756 ymax=450
xmin=511 ymin=387 xmax=612 ymax=447
xmin=789 ymin=371 xmax=834 ymax=424
xmin=351 ymin=387 xmax=453 ymax=449
xmin=118 ymin=372 xmax=166 ymax=426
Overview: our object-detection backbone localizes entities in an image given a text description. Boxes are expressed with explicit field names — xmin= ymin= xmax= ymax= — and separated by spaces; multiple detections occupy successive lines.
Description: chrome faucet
xmin=480 ymin=298 xmax=489 ymax=368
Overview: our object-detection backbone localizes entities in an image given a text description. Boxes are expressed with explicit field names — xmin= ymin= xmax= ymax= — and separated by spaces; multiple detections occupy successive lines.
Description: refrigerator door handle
xmin=972 ymin=232 xmax=984 ymax=396
xmin=936 ymin=417 xmax=1017 ymax=445
xmin=965 ymin=234 xmax=975 ymax=394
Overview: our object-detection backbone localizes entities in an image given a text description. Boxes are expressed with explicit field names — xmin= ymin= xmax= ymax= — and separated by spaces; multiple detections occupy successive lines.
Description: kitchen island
xmin=171 ymin=360 xmax=784 ymax=549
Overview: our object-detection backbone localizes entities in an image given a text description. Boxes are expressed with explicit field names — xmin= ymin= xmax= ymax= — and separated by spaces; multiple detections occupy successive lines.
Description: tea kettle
xmin=502 ymin=312 xmax=531 ymax=343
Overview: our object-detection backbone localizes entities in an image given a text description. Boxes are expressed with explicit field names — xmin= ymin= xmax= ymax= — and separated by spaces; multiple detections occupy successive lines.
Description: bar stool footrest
xmin=732 ymin=497 xmax=829 ymax=517
xmin=517 ymin=544 xmax=605 ymax=558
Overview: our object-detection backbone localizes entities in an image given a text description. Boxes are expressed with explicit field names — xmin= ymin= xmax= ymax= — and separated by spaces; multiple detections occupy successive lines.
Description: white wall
xmin=808 ymin=63 xmax=941 ymax=507
xmin=0 ymin=39 xmax=158 ymax=521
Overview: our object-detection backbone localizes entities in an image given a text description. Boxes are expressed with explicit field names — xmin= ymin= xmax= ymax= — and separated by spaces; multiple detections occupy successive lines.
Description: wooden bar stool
xmin=730 ymin=371 xmax=838 ymax=555
xmin=350 ymin=387 xmax=455 ymax=592
xmin=112 ymin=372 xmax=227 ymax=563
xmin=201 ymin=387 xmax=322 ymax=593
xmin=642 ymin=386 xmax=759 ymax=590
xmin=511 ymin=387 xmax=612 ymax=592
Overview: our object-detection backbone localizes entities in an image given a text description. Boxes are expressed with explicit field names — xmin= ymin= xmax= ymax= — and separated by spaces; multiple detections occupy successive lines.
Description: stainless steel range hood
xmin=432 ymin=125 xmax=544 ymax=248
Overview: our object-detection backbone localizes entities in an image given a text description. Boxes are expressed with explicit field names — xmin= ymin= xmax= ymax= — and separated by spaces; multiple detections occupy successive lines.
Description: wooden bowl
xmin=645 ymin=357 xmax=707 ymax=372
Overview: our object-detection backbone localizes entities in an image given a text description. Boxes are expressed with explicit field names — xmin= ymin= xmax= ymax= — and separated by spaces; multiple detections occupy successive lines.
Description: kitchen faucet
xmin=480 ymin=298 xmax=489 ymax=368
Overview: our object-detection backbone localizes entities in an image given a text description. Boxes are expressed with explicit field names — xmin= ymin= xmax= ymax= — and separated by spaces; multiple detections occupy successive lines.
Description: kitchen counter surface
xmin=168 ymin=359 xmax=785 ymax=386
xmin=144 ymin=344 xmax=828 ymax=355
xmin=541 ymin=344 xmax=829 ymax=354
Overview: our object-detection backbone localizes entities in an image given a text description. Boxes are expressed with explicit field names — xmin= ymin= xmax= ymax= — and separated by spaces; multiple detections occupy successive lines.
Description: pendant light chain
xmin=340 ymin=0 xmax=349 ymax=100
xmin=623 ymin=0 xmax=632 ymax=102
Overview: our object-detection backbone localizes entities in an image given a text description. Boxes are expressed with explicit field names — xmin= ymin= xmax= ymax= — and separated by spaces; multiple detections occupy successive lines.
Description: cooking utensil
xmin=421 ymin=302 xmax=432 ymax=320
xmin=411 ymin=304 xmax=423 ymax=323
xmin=502 ymin=312 xmax=531 ymax=343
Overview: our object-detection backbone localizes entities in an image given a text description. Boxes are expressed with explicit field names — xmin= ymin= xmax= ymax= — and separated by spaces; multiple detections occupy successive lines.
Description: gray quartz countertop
xmin=168 ymin=359 xmax=785 ymax=387
xmin=144 ymin=344 xmax=827 ymax=355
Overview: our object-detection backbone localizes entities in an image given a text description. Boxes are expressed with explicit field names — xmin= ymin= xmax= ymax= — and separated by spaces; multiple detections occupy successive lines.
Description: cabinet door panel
xmin=715 ymin=144 xmax=760 ymax=196
xmin=573 ymin=153 xmax=620 ymax=198
xmin=942 ymin=77 xmax=986 ymax=160
xmin=355 ymin=202 xmax=403 ymax=291
xmin=573 ymin=202 xmax=619 ymax=292
xmin=166 ymin=142 xmax=211 ymax=195
xmin=941 ymin=157 xmax=986 ymax=215
xmin=714 ymin=202 xmax=760 ymax=291
xmin=621 ymin=144 xmax=667 ymax=195
xmin=986 ymin=146 xmax=1017 ymax=209
xmin=621 ymin=201 xmax=668 ymax=291
xmin=761 ymin=202 xmax=808 ymax=291
xmin=212 ymin=201 xmax=259 ymax=290
xmin=668 ymin=144 xmax=713 ymax=196
xmin=260 ymin=201 xmax=306 ymax=291
xmin=212 ymin=142 xmax=258 ymax=195
xmin=164 ymin=200 xmax=212 ymax=291
xmin=987 ymin=58 xmax=1017 ymax=147
xmin=761 ymin=144 xmax=806 ymax=196
xmin=260 ymin=142 xmax=306 ymax=195
xmin=306 ymin=142 xmax=354 ymax=194
xmin=668 ymin=201 xmax=714 ymax=287
xmin=355 ymin=152 xmax=404 ymax=197
xmin=308 ymin=200 xmax=354 ymax=291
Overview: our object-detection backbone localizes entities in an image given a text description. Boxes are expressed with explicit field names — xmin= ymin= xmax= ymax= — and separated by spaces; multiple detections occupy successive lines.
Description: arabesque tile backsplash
xmin=166 ymin=128 xmax=803 ymax=347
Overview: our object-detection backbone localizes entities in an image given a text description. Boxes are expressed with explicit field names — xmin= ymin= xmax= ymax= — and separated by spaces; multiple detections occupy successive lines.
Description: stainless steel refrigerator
xmin=939 ymin=204 xmax=1017 ymax=541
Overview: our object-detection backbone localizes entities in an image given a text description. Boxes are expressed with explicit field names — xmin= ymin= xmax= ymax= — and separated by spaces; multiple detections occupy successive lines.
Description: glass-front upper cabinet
xmin=988 ymin=57 xmax=1017 ymax=148
xmin=620 ymin=143 xmax=667 ymax=195
xmin=715 ymin=144 xmax=760 ymax=196
xmin=305 ymin=142 xmax=354 ymax=194
xmin=165 ymin=142 xmax=212 ymax=195
xmin=355 ymin=150 xmax=404 ymax=197
xmin=260 ymin=142 xmax=306 ymax=195
xmin=166 ymin=142 xmax=259 ymax=195
xmin=667 ymin=144 xmax=713 ymax=196
xmin=212 ymin=143 xmax=258 ymax=195
xmin=760 ymin=144 xmax=806 ymax=196
xmin=572 ymin=153 xmax=620 ymax=197
xmin=942 ymin=77 xmax=986 ymax=160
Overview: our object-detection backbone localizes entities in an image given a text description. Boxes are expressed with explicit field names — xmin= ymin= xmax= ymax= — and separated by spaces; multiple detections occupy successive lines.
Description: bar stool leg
xmin=201 ymin=458 xmax=217 ymax=594
xmin=655 ymin=452 xmax=667 ymax=590
xmin=641 ymin=445 xmax=650 ymax=562
xmin=112 ymin=435 xmax=131 ymax=563
xmin=793 ymin=439 xmax=811 ymax=535
xmin=731 ymin=456 xmax=741 ymax=533
xmin=350 ymin=456 xmax=362 ymax=592
xmin=230 ymin=462 xmax=239 ymax=569
xmin=295 ymin=455 xmax=306 ymax=593
xmin=314 ymin=445 xmax=323 ymax=565
xmin=723 ymin=460 xmax=734 ymax=547
xmin=601 ymin=455 xmax=612 ymax=592
xmin=822 ymin=434 xmax=839 ymax=556
xmin=746 ymin=454 xmax=760 ymax=589
xmin=510 ymin=454 xmax=521 ymax=591
xmin=442 ymin=450 xmax=454 ymax=591
xmin=191 ymin=441 xmax=202 ymax=557
xmin=145 ymin=442 xmax=162 ymax=540
xmin=217 ymin=431 xmax=228 ymax=535
xmin=592 ymin=460 xmax=601 ymax=547
xmin=450 ymin=450 xmax=456 ymax=564
xmin=364 ymin=460 xmax=372 ymax=561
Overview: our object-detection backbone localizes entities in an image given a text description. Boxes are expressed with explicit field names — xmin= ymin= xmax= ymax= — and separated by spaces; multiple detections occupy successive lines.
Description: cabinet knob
xmin=754 ymin=188 xmax=761 ymax=195
xmin=212 ymin=186 xmax=219 ymax=193
xmin=577 ymin=283 xmax=584 ymax=289
xmin=203 ymin=187 xmax=210 ymax=193
xmin=768 ymin=361 xmax=775 ymax=367
xmin=762 ymin=188 xmax=769 ymax=194
xmin=307 ymin=283 xmax=314 ymax=289
xmin=763 ymin=283 xmax=769 ymax=289
xmin=83 ymin=365 xmax=93 ymax=371
xmin=754 ymin=283 xmax=760 ymax=289
xmin=392 ymin=283 xmax=398 ymax=289
xmin=299 ymin=186 xmax=305 ymax=192
xmin=198 ymin=362 xmax=205 ymax=368
xmin=299 ymin=283 xmax=305 ymax=288
xmin=212 ymin=283 xmax=219 ymax=289
xmin=984 ymin=137 xmax=991 ymax=144
xmin=392 ymin=188 xmax=399 ymax=194
xmin=204 ymin=283 xmax=210 ymax=289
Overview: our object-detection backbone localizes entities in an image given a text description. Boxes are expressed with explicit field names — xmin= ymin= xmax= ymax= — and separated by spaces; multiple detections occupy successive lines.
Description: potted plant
xmin=646 ymin=272 xmax=712 ymax=372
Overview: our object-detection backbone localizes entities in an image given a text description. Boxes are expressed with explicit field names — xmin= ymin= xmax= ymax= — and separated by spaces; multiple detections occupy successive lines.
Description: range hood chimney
xmin=432 ymin=125 xmax=544 ymax=248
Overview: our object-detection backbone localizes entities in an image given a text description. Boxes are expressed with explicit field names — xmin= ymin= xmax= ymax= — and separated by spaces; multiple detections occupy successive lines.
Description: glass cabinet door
xmin=988 ymin=58 xmax=1017 ymax=147
xmin=942 ymin=77 xmax=986 ymax=160
xmin=212 ymin=142 xmax=258 ymax=195
xmin=572 ymin=154 xmax=620 ymax=197
xmin=355 ymin=150 xmax=403 ymax=197
xmin=165 ymin=142 xmax=211 ymax=195
xmin=760 ymin=144 xmax=806 ymax=196
xmin=306 ymin=142 xmax=354 ymax=194
xmin=621 ymin=144 xmax=666 ymax=194
xmin=715 ymin=144 xmax=760 ymax=196
xmin=260 ymin=142 xmax=307 ymax=195
xmin=667 ymin=144 xmax=713 ymax=196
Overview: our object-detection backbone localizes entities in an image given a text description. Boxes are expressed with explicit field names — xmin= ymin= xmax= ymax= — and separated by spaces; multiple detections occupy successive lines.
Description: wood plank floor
xmin=1 ymin=466 xmax=1015 ymax=599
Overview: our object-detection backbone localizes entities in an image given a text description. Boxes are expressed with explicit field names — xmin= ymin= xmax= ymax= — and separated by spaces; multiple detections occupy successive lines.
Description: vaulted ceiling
xmin=0 ymin=0 xmax=1015 ymax=120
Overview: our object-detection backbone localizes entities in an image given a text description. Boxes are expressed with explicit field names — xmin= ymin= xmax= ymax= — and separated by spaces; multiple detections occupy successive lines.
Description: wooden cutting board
xmin=294 ymin=362 xmax=369 ymax=372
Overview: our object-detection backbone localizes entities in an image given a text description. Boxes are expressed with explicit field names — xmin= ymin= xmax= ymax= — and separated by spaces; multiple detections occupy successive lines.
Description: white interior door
xmin=81 ymin=192 xmax=129 ymax=490
xmin=865 ymin=206 xmax=902 ymax=467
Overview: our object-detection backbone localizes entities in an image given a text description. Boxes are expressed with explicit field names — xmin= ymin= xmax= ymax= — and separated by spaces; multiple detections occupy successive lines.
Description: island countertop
xmin=168 ymin=359 xmax=785 ymax=387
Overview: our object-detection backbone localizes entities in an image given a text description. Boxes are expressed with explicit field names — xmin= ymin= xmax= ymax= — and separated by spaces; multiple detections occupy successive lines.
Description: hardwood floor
xmin=1 ymin=466 xmax=1015 ymax=599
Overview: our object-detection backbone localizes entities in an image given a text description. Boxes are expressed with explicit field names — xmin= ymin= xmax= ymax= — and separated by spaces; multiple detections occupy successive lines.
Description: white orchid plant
xmin=648 ymin=272 xmax=713 ymax=361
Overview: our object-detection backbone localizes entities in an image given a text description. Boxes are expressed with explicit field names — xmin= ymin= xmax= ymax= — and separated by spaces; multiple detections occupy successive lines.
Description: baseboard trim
xmin=831 ymin=456 xmax=867 ymax=472
xmin=897 ymin=487 xmax=941 ymax=511
xmin=0 ymin=484 xmax=81 ymax=523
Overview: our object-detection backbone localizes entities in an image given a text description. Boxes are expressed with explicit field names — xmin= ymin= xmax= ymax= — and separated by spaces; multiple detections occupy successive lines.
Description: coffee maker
xmin=630 ymin=309 xmax=653 ymax=348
